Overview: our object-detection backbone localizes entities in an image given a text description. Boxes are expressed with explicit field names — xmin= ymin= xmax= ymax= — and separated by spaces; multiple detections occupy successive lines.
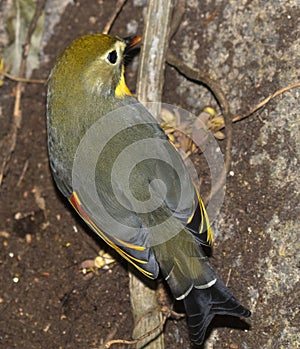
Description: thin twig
xmin=160 ymin=306 xmax=186 ymax=320
xmin=166 ymin=52 xmax=232 ymax=204
xmin=232 ymin=82 xmax=300 ymax=123
xmin=16 ymin=159 xmax=29 ymax=187
xmin=97 ymin=313 xmax=127 ymax=349
xmin=134 ymin=306 xmax=161 ymax=328
xmin=102 ymin=0 xmax=128 ymax=34
xmin=104 ymin=315 xmax=167 ymax=348
xmin=166 ymin=52 xmax=232 ymax=172
xmin=208 ymin=82 xmax=300 ymax=134
xmin=225 ymin=268 xmax=232 ymax=287
xmin=0 ymin=70 xmax=46 ymax=84
xmin=204 ymin=6 xmax=221 ymax=25
xmin=104 ymin=304 xmax=184 ymax=348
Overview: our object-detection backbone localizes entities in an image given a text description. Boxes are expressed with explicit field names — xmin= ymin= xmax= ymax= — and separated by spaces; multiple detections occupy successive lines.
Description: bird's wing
xmin=69 ymin=191 xmax=159 ymax=278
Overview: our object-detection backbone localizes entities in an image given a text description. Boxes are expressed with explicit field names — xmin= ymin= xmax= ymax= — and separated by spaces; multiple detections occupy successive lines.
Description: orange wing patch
xmin=69 ymin=192 xmax=154 ymax=278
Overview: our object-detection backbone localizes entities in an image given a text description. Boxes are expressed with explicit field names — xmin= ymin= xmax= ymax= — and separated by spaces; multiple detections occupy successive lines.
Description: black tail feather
xmin=183 ymin=278 xmax=251 ymax=345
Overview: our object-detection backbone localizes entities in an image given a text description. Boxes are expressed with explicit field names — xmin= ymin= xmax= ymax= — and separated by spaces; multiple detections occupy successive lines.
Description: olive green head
xmin=49 ymin=34 xmax=130 ymax=98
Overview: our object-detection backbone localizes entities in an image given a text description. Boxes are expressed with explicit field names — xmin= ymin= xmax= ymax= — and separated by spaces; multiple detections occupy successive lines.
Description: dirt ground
xmin=0 ymin=1 xmax=299 ymax=349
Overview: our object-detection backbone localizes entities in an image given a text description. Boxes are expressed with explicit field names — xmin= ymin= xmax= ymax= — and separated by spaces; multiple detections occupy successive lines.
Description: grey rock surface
xmin=169 ymin=1 xmax=299 ymax=347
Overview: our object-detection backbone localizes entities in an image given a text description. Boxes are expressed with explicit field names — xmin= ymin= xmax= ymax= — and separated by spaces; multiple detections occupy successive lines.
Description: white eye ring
xmin=106 ymin=50 xmax=118 ymax=65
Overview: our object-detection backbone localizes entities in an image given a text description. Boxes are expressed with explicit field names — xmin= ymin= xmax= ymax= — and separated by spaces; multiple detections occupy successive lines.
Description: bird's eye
xmin=106 ymin=50 xmax=118 ymax=64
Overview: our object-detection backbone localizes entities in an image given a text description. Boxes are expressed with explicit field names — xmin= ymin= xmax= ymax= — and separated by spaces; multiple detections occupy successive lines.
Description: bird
xmin=46 ymin=33 xmax=251 ymax=345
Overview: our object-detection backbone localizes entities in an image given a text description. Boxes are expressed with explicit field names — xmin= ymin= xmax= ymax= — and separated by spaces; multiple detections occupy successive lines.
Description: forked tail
xmin=183 ymin=278 xmax=251 ymax=345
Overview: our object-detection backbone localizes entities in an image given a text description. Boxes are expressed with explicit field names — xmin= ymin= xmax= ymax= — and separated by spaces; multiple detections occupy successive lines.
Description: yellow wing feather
xmin=69 ymin=192 xmax=154 ymax=278
xmin=192 ymin=183 xmax=214 ymax=244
